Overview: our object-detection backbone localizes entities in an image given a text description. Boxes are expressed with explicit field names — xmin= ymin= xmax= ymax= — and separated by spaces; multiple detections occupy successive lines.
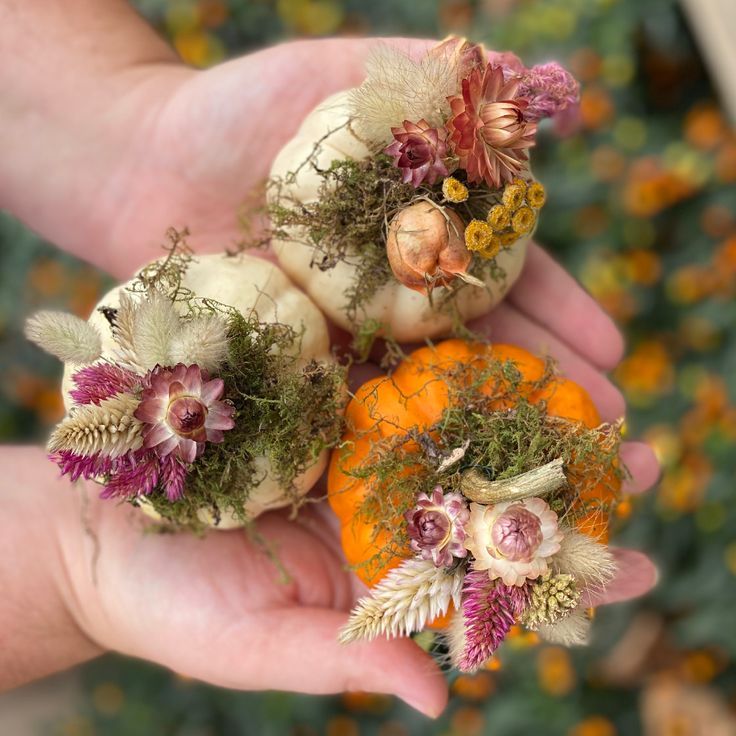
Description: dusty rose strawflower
xmin=457 ymin=569 xmax=529 ymax=671
xmin=465 ymin=497 xmax=563 ymax=586
xmin=446 ymin=63 xmax=537 ymax=189
xmin=385 ymin=119 xmax=449 ymax=187
xmin=405 ymin=486 xmax=469 ymax=567
xmin=135 ymin=363 xmax=235 ymax=464
xmin=517 ymin=62 xmax=580 ymax=123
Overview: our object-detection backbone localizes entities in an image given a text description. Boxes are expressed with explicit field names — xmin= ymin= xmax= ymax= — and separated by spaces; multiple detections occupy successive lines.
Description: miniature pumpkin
xmin=60 ymin=253 xmax=338 ymax=528
xmin=268 ymin=91 xmax=530 ymax=342
xmin=328 ymin=339 xmax=618 ymax=588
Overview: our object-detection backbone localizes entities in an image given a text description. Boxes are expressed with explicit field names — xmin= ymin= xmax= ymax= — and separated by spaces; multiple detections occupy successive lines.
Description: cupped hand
xmin=27 ymin=37 xmax=659 ymax=717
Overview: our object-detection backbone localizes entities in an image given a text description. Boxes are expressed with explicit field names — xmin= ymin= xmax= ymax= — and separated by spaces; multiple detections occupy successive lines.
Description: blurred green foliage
xmin=2 ymin=0 xmax=735 ymax=734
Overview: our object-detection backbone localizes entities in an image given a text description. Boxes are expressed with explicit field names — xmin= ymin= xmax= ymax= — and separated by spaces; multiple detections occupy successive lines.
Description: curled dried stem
xmin=460 ymin=458 xmax=568 ymax=505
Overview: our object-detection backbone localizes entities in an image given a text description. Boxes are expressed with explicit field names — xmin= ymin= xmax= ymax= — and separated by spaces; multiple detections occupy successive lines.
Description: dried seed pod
xmin=386 ymin=203 xmax=475 ymax=293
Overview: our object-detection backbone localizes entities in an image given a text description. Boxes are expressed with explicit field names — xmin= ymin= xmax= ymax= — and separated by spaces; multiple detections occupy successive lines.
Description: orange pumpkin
xmin=328 ymin=339 xmax=620 ymax=592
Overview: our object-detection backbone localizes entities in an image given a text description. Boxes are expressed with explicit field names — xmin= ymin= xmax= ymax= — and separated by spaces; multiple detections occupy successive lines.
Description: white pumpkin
xmin=61 ymin=253 xmax=336 ymax=529
xmin=269 ymin=91 xmax=529 ymax=343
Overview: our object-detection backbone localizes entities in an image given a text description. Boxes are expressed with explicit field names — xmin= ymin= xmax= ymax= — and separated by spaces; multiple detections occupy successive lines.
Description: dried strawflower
xmin=385 ymin=119 xmax=449 ymax=187
xmin=464 ymin=497 xmax=563 ymax=587
xmin=521 ymin=572 xmax=580 ymax=629
xmin=339 ymin=557 xmax=465 ymax=643
xmin=464 ymin=219 xmax=500 ymax=259
xmin=450 ymin=570 xmax=529 ymax=672
xmin=25 ymin=311 xmax=102 ymax=365
xmin=135 ymin=363 xmax=235 ymax=463
xmin=47 ymin=392 xmax=144 ymax=458
xmin=446 ymin=64 xmax=537 ymax=188
xmin=518 ymin=62 xmax=580 ymax=123
xmin=511 ymin=206 xmax=536 ymax=235
xmin=487 ymin=204 xmax=511 ymax=230
xmin=386 ymin=203 xmax=473 ymax=293
xmin=502 ymin=181 xmax=527 ymax=210
xmin=405 ymin=486 xmax=470 ymax=567
xmin=442 ymin=176 xmax=469 ymax=203
xmin=526 ymin=181 xmax=547 ymax=208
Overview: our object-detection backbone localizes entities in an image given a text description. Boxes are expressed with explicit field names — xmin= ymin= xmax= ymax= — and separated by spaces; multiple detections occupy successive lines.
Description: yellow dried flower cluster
xmin=442 ymin=176 xmax=469 ymax=203
xmin=464 ymin=219 xmax=501 ymax=259
xmin=474 ymin=178 xmax=546 ymax=256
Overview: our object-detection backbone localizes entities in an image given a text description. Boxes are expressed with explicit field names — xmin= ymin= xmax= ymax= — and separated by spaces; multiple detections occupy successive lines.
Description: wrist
xmin=0 ymin=447 xmax=103 ymax=691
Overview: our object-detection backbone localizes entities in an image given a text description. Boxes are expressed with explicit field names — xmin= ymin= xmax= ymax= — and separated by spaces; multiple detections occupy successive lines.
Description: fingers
xmin=508 ymin=244 xmax=625 ymax=371
xmin=585 ymin=548 xmax=658 ymax=607
xmin=620 ymin=441 xmax=660 ymax=495
xmin=468 ymin=301 xmax=626 ymax=422
xmin=240 ymin=608 xmax=448 ymax=717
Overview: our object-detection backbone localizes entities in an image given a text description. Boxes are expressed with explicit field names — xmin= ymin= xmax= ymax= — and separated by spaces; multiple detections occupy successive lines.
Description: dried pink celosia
xmin=70 ymin=363 xmax=140 ymax=406
xmin=458 ymin=569 xmax=529 ymax=671
xmin=446 ymin=63 xmax=537 ymax=189
xmin=135 ymin=363 xmax=235 ymax=463
xmin=517 ymin=62 xmax=580 ymax=123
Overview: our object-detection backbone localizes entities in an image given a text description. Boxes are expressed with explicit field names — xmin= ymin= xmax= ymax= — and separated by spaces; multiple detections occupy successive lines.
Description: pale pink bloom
xmin=135 ymin=363 xmax=235 ymax=464
xmin=464 ymin=497 xmax=563 ymax=587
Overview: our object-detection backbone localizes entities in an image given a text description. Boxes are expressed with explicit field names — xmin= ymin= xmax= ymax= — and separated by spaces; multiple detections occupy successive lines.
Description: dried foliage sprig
xmin=25 ymin=311 xmax=102 ymax=364
xmin=537 ymin=607 xmax=591 ymax=646
xmin=551 ymin=530 xmax=617 ymax=596
xmin=47 ymin=392 xmax=143 ymax=458
xmin=349 ymin=44 xmax=463 ymax=146
xmin=339 ymin=558 xmax=464 ymax=644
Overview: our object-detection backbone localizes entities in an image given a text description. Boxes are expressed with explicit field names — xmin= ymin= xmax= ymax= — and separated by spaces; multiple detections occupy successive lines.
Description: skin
xmin=0 ymin=0 xmax=660 ymax=718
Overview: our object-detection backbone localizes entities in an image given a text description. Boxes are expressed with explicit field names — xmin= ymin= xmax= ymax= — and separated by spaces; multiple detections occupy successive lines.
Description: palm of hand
xmin=57 ymin=38 xmax=659 ymax=716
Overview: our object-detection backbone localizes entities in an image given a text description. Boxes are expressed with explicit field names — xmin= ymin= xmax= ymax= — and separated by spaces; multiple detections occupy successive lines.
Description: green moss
xmin=143 ymin=311 xmax=345 ymax=529
xmin=337 ymin=354 xmax=622 ymax=576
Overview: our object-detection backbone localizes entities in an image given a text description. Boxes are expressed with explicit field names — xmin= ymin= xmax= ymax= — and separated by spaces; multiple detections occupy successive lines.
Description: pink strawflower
xmin=446 ymin=63 xmax=537 ymax=189
xmin=405 ymin=486 xmax=469 ymax=567
xmin=458 ymin=569 xmax=529 ymax=671
xmin=135 ymin=363 xmax=235 ymax=464
xmin=464 ymin=497 xmax=563 ymax=587
xmin=517 ymin=62 xmax=580 ymax=123
xmin=70 ymin=363 xmax=140 ymax=405
xmin=385 ymin=119 xmax=449 ymax=187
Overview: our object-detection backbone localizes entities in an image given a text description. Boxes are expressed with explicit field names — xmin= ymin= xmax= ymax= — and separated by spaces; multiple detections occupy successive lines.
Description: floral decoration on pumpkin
xmin=264 ymin=36 xmax=578 ymax=328
xmin=332 ymin=341 xmax=622 ymax=672
xmin=25 ymin=236 xmax=344 ymax=527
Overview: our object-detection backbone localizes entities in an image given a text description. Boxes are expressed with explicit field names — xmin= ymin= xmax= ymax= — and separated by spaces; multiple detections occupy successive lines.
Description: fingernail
xmin=397 ymin=692 xmax=444 ymax=719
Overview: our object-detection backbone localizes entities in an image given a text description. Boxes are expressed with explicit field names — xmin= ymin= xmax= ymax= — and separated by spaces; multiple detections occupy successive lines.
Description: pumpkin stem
xmin=460 ymin=458 xmax=568 ymax=505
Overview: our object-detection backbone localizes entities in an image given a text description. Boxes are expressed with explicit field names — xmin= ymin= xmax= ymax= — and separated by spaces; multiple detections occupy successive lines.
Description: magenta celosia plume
xmin=458 ymin=569 xmax=529 ymax=672
xmin=70 ymin=363 xmax=140 ymax=405
xmin=517 ymin=62 xmax=580 ymax=123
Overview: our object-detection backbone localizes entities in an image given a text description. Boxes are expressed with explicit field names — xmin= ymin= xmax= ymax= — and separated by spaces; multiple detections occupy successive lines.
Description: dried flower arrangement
xmin=264 ymin=37 xmax=578 ymax=343
xmin=328 ymin=340 xmax=621 ymax=671
xmin=26 ymin=233 xmax=345 ymax=528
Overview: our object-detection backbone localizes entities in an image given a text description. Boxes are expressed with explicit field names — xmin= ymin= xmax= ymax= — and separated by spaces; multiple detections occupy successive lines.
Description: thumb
xmin=585 ymin=548 xmax=658 ymax=607
xmin=241 ymin=608 xmax=448 ymax=717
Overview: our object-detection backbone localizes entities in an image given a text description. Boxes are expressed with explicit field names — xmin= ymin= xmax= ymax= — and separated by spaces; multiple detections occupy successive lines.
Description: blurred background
xmin=1 ymin=0 xmax=735 ymax=734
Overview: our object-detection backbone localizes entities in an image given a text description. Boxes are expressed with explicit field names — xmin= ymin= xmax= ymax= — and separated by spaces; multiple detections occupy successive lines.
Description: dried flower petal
xmin=446 ymin=63 xmax=537 ymax=188
xmin=405 ymin=486 xmax=470 ymax=567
